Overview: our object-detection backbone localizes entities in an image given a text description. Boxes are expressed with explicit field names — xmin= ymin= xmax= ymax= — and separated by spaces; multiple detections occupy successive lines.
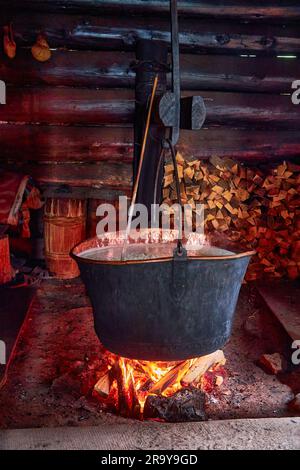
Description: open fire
xmin=92 ymin=350 xmax=226 ymax=421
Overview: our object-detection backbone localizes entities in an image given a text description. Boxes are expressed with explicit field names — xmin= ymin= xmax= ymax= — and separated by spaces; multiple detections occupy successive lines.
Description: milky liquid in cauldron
xmin=78 ymin=243 xmax=234 ymax=261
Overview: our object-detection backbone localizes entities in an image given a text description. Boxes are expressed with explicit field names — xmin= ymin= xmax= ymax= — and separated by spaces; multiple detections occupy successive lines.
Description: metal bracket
xmin=159 ymin=0 xmax=206 ymax=147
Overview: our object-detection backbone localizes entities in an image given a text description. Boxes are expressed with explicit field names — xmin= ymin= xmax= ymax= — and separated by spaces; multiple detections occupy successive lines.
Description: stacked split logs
xmin=163 ymin=155 xmax=300 ymax=281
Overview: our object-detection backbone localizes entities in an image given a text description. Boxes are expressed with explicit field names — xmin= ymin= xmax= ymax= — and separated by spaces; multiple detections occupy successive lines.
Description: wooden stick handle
xmin=131 ymin=74 xmax=159 ymax=207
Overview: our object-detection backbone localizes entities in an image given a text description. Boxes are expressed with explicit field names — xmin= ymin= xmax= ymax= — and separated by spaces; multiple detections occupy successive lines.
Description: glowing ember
xmin=92 ymin=350 xmax=226 ymax=420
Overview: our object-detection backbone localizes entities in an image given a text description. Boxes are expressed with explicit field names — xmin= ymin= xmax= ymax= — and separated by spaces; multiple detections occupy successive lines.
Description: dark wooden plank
xmin=1 ymin=87 xmax=298 ymax=129
xmin=2 ymin=13 xmax=300 ymax=55
xmin=2 ymin=49 xmax=299 ymax=94
xmin=2 ymin=1 xmax=300 ymax=23
xmin=1 ymin=162 xmax=133 ymax=189
xmin=1 ymin=124 xmax=300 ymax=163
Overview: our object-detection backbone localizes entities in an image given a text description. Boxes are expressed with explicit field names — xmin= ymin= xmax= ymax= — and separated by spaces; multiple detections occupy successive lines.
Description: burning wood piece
xmin=143 ymin=387 xmax=206 ymax=422
xmin=181 ymin=350 xmax=226 ymax=386
xmin=114 ymin=359 xmax=141 ymax=419
xmin=148 ymin=360 xmax=192 ymax=395
xmin=92 ymin=351 xmax=226 ymax=421
xmin=94 ymin=371 xmax=110 ymax=398
xmin=215 ymin=375 xmax=224 ymax=387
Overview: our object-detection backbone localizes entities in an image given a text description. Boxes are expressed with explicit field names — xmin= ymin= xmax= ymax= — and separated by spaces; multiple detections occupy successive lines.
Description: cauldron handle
xmin=164 ymin=138 xmax=187 ymax=258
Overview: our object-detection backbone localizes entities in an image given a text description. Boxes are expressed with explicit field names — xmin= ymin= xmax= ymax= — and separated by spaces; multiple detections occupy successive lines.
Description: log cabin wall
xmin=0 ymin=1 xmax=299 ymax=198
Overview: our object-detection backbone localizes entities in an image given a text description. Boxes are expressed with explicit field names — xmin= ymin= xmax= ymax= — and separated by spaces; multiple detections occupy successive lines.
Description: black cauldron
xmin=71 ymin=230 xmax=253 ymax=361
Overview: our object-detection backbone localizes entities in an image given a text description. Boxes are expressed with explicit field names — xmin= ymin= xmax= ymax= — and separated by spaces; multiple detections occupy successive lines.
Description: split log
xmin=163 ymin=156 xmax=300 ymax=281
xmin=181 ymin=350 xmax=226 ymax=386
xmin=258 ymin=353 xmax=284 ymax=375
xmin=113 ymin=360 xmax=141 ymax=419
xmin=0 ymin=235 xmax=12 ymax=284
xmin=143 ymin=386 xmax=207 ymax=422
xmin=148 ymin=360 xmax=192 ymax=395
xmin=94 ymin=371 xmax=110 ymax=398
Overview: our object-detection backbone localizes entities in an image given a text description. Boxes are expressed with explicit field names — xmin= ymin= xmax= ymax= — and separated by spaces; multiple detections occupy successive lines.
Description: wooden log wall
xmin=0 ymin=0 xmax=300 ymax=198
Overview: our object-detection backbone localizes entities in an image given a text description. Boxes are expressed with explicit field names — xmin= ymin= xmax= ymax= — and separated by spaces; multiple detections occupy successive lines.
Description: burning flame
xmin=119 ymin=357 xmax=197 ymax=411
xmin=92 ymin=351 xmax=226 ymax=419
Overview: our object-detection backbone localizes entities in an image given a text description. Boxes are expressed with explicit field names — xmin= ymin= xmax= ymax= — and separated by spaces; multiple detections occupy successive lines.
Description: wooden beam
xmin=2 ymin=1 xmax=300 ymax=23
xmin=0 ymin=124 xmax=300 ymax=163
xmin=1 ymin=87 xmax=298 ymax=129
xmin=0 ymin=50 xmax=136 ymax=89
xmin=180 ymin=55 xmax=300 ymax=94
xmin=42 ymin=185 xmax=129 ymax=200
xmin=1 ymin=162 xmax=132 ymax=189
xmin=0 ymin=88 xmax=133 ymax=125
xmin=179 ymin=128 xmax=300 ymax=162
xmin=2 ymin=50 xmax=299 ymax=94
xmin=2 ymin=13 xmax=300 ymax=55
xmin=0 ymin=125 xmax=132 ymax=162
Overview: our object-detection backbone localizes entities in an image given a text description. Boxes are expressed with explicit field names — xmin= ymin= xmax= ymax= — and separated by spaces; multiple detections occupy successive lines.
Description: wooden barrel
xmin=44 ymin=198 xmax=86 ymax=279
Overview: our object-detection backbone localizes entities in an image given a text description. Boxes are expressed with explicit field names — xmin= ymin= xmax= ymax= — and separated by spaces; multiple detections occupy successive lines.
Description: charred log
xmin=143 ymin=387 xmax=207 ymax=422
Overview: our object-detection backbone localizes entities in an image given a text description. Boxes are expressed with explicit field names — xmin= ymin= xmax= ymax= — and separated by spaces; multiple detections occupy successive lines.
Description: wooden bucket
xmin=44 ymin=198 xmax=86 ymax=279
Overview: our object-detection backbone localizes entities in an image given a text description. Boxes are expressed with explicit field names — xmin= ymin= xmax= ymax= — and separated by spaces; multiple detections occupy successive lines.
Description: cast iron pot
xmin=71 ymin=231 xmax=253 ymax=361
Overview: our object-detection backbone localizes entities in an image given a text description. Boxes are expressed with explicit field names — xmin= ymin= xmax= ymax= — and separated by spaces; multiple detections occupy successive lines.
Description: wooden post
xmin=0 ymin=235 xmax=12 ymax=284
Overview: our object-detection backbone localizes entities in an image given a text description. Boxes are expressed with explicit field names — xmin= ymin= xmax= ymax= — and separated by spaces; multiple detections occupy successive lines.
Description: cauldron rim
xmin=70 ymin=230 xmax=255 ymax=266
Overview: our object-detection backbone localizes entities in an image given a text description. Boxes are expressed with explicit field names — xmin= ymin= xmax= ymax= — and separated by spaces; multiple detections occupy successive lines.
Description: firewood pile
xmin=93 ymin=350 xmax=226 ymax=421
xmin=163 ymin=154 xmax=300 ymax=281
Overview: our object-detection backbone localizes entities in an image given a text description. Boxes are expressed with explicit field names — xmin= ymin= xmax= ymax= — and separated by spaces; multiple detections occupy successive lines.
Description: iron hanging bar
xmin=170 ymin=0 xmax=180 ymax=147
